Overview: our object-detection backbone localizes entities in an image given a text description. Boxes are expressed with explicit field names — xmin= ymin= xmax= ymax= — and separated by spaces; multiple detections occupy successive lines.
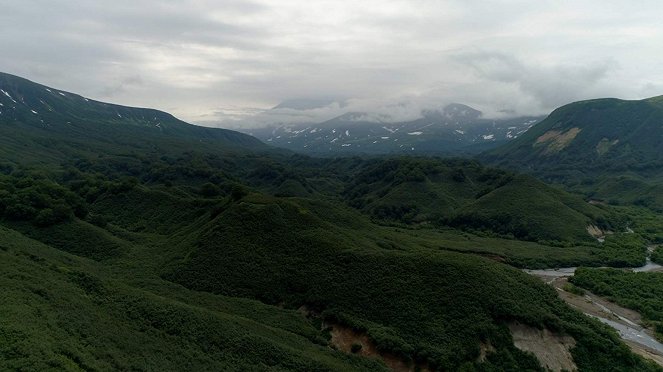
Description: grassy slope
xmin=0 ymin=224 xmax=386 ymax=371
xmin=482 ymin=97 xmax=663 ymax=174
xmin=0 ymin=72 xmax=263 ymax=150
xmin=453 ymin=175 xmax=603 ymax=242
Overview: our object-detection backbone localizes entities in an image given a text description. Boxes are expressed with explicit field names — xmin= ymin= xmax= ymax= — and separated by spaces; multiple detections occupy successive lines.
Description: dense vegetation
xmin=571 ymin=268 xmax=663 ymax=339
xmin=1 ymin=72 xmax=661 ymax=370
xmin=0 ymin=226 xmax=385 ymax=371
xmin=653 ymin=248 xmax=663 ymax=265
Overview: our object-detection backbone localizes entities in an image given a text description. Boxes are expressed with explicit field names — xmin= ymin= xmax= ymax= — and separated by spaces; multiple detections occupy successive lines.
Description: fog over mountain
xmin=2 ymin=1 xmax=663 ymax=129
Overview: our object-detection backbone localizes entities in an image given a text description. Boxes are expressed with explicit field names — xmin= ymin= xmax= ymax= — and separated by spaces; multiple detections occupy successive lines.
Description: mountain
xmin=480 ymin=96 xmax=663 ymax=211
xmin=1 ymin=73 xmax=660 ymax=370
xmin=0 ymin=72 xmax=265 ymax=164
xmin=247 ymin=104 xmax=544 ymax=155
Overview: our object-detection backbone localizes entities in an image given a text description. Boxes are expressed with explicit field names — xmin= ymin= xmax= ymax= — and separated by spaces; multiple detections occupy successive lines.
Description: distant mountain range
xmin=246 ymin=103 xmax=544 ymax=155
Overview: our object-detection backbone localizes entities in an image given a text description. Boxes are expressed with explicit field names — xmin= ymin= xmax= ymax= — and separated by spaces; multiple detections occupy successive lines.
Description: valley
xmin=1 ymin=73 xmax=662 ymax=371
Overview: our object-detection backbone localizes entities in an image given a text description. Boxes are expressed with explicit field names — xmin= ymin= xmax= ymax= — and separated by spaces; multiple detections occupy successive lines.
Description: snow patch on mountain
xmin=1 ymin=89 xmax=17 ymax=103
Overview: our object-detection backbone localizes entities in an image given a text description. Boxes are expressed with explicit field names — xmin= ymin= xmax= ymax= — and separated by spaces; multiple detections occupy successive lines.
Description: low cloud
xmin=449 ymin=51 xmax=620 ymax=116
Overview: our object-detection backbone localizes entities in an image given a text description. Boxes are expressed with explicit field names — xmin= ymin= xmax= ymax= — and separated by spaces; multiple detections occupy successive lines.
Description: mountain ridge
xmin=0 ymin=72 xmax=266 ymax=159
xmin=248 ymin=103 xmax=543 ymax=156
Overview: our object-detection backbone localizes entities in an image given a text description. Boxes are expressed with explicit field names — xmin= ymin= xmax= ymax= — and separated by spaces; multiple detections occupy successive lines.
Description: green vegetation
xmin=571 ymin=268 xmax=663 ymax=339
xmin=653 ymin=248 xmax=663 ymax=265
xmin=563 ymin=282 xmax=586 ymax=296
xmin=0 ymin=226 xmax=384 ymax=371
xmin=343 ymin=157 xmax=620 ymax=244
xmin=0 ymin=172 xmax=87 ymax=226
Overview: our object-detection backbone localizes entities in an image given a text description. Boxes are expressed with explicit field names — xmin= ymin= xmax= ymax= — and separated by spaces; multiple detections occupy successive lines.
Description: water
xmin=524 ymin=267 xmax=577 ymax=277
xmin=525 ymin=246 xmax=661 ymax=277
xmin=590 ymin=315 xmax=663 ymax=354
xmin=634 ymin=246 xmax=662 ymax=272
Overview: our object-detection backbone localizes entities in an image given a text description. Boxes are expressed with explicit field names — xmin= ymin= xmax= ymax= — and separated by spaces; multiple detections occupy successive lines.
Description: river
xmin=524 ymin=245 xmax=662 ymax=278
xmin=524 ymin=246 xmax=663 ymax=365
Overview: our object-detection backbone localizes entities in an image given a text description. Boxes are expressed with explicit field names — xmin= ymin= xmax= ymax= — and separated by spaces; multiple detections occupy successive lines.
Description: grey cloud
xmin=454 ymin=51 xmax=618 ymax=113
xmin=1 ymin=1 xmax=662 ymax=127
xmin=100 ymin=75 xmax=144 ymax=98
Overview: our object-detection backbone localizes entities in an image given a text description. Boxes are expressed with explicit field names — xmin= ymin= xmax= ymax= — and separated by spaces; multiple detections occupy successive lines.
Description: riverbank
xmin=527 ymin=272 xmax=663 ymax=367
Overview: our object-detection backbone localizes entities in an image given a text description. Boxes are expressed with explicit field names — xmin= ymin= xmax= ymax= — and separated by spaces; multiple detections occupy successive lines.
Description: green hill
xmin=0 ymin=72 xmax=266 ymax=165
xmin=480 ymin=96 xmax=663 ymax=211
xmin=342 ymin=157 xmax=616 ymax=243
xmin=0 ymin=225 xmax=385 ymax=371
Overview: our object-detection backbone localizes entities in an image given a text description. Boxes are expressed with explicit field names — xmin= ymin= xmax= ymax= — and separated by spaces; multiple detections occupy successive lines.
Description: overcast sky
xmin=2 ymin=0 xmax=663 ymax=128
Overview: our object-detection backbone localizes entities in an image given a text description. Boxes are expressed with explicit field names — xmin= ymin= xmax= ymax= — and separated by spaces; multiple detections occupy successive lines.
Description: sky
xmin=2 ymin=0 xmax=663 ymax=128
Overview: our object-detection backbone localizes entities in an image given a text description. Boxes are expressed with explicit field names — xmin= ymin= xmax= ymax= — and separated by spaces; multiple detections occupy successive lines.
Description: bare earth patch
xmin=535 ymin=127 xmax=581 ymax=154
xmin=478 ymin=341 xmax=495 ymax=362
xmin=587 ymin=224 xmax=612 ymax=241
xmin=508 ymin=321 xmax=577 ymax=372
xmin=596 ymin=138 xmax=619 ymax=156
xmin=324 ymin=322 xmax=428 ymax=372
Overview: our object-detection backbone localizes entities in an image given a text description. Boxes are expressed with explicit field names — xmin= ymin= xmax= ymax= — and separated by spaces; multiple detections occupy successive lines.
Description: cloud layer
xmin=2 ymin=1 xmax=662 ymax=128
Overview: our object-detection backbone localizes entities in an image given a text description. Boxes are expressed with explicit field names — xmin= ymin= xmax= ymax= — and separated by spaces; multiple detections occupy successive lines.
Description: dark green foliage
xmin=0 ymin=226 xmax=385 ymax=371
xmin=231 ymin=183 xmax=249 ymax=201
xmin=0 ymin=173 xmax=86 ymax=226
xmin=199 ymin=182 xmax=221 ymax=197
xmin=653 ymin=248 xmax=663 ymax=265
